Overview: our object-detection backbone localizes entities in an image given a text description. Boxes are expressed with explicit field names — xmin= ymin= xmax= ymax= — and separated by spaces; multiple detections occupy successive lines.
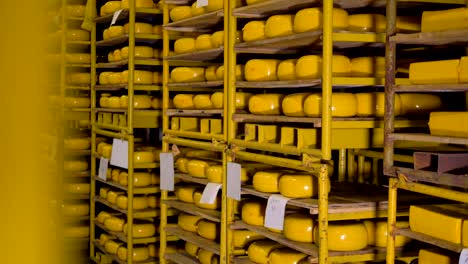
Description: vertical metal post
xmin=357 ymin=156 xmax=365 ymax=184
xmin=321 ymin=0 xmax=333 ymax=162
xmin=347 ymin=149 xmax=355 ymax=182
xmin=318 ymin=165 xmax=329 ymax=264
xmin=338 ymin=149 xmax=346 ymax=182
xmin=386 ymin=177 xmax=398 ymax=264
xmin=372 ymin=158 xmax=379 ymax=185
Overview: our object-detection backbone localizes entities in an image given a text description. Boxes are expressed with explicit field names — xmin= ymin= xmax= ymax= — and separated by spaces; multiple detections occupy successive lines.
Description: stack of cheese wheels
xmin=247 ymin=240 xmax=284 ymax=264
xmin=98 ymin=70 xmax=160 ymax=85
xmin=178 ymin=213 xmax=203 ymax=233
xmin=409 ymin=57 xmax=468 ymax=84
xmin=117 ymin=246 xmax=150 ymax=262
xmin=99 ymin=94 xmax=161 ymax=110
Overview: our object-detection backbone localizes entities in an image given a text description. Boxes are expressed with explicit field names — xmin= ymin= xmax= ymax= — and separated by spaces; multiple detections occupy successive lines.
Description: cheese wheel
xmin=116 ymin=195 xmax=149 ymax=210
xmin=193 ymin=190 xmax=221 ymax=210
xmin=99 ymin=187 xmax=110 ymax=199
xmin=196 ymin=34 xmax=214 ymax=50
xmin=364 ymin=220 xmax=411 ymax=247
xmin=111 ymin=168 xmax=122 ymax=182
xmin=64 ymin=138 xmax=90 ymax=150
xmin=122 ymin=0 xmax=154 ymax=8
xmin=64 ymin=97 xmax=90 ymax=108
xmin=171 ymin=67 xmax=205 ymax=82
xmin=205 ymin=0 xmax=224 ymax=12
xmin=348 ymin=14 xmax=386 ymax=33
xmin=153 ymin=48 xmax=161 ymax=59
xmin=96 ymin=211 xmax=112 ymax=224
xmin=332 ymin=55 xmax=352 ymax=76
xmin=211 ymin=31 xmax=224 ymax=48
xmin=215 ymin=64 xmax=244 ymax=81
xmin=104 ymin=216 xmax=125 ymax=232
xmin=355 ymin=92 xmax=402 ymax=117
xmin=460 ymin=56 xmax=468 ymax=83
xmin=245 ymin=59 xmax=279 ymax=81
xmin=113 ymin=49 xmax=122 ymax=61
xmin=121 ymin=46 xmax=154 ymax=59
xmin=247 ymin=240 xmax=284 ymax=264
xmin=191 ymin=2 xmax=206 ymax=16
xmin=233 ymin=230 xmax=265 ymax=248
xmin=315 ymin=221 xmax=368 ymax=251
xmin=174 ymin=38 xmax=196 ymax=54
xmin=107 ymin=72 xmax=122 ymax=84
xmin=102 ymin=144 xmax=113 ymax=158
xmin=170 ymin=6 xmax=192 ymax=22
xmin=176 ymin=157 xmax=190 ymax=173
xmin=134 ymin=151 xmax=155 ymax=163
xmin=351 ymin=57 xmax=385 ymax=77
xmin=419 ymin=249 xmax=458 ymax=264
xmin=106 ymin=191 xmax=124 ymax=204
xmin=269 ymin=248 xmax=307 ymax=264
xmin=99 ymin=233 xmax=112 ymax=246
xmin=65 ymin=183 xmax=90 ymax=194
xmin=117 ymin=246 xmax=150 ymax=262
xmin=178 ymin=213 xmax=203 ymax=232
xmin=243 ymin=21 xmax=266 ymax=42
xmin=185 ymin=242 xmax=199 ymax=257
xmin=147 ymin=195 xmax=159 ymax=208
xmin=246 ymin=0 xmax=267 ymax=4
xmin=176 ymin=186 xmax=197 ymax=203
xmin=108 ymin=51 xmax=115 ymax=62
xmin=123 ymin=223 xmax=156 ymax=238
xmin=108 ymin=25 xmax=124 ymax=38
xmin=296 ymin=55 xmax=322 ymax=79
xmin=63 ymin=203 xmax=89 ymax=216
xmin=133 ymin=95 xmax=152 ymax=108
xmin=265 ymin=15 xmax=294 ymax=38
xmin=242 ymin=201 xmax=266 ymax=226
xmin=125 ymin=172 xmax=152 ymax=187
xmin=104 ymin=240 xmax=122 ymax=254
xmin=67 ymin=72 xmax=91 ymax=85
xmin=252 ymin=171 xmax=282 ymax=193
xmin=248 ymin=94 xmax=284 ymax=115
xmin=399 ymin=94 xmax=442 ymax=115
xmin=131 ymin=70 xmax=153 ymax=84
xmin=421 ymin=7 xmax=468 ymax=32
xmin=148 ymin=244 xmax=157 ymax=258
xmin=409 ymin=59 xmax=459 ymax=85
xmin=236 ymin=92 xmax=252 ymax=110
xmin=279 ymin=174 xmax=318 ymax=198
xmin=205 ymin=66 xmax=219 ymax=81
xmin=123 ymin=22 xmax=153 ymax=34
xmin=153 ymin=72 xmax=162 ymax=84
xmin=151 ymin=173 xmax=160 ymax=185
xmin=283 ymin=214 xmax=314 ymax=242
xmin=282 ymin=93 xmax=310 ymax=117
xmin=99 ymin=72 xmax=111 ymax=85
xmin=197 ymin=220 xmax=220 ymax=240
xmin=186 ymin=159 xmax=211 ymax=178
xmin=293 ymin=8 xmax=348 ymax=33
xmin=173 ymin=94 xmax=195 ymax=109
xmin=429 ymin=112 xmax=468 ymax=138
xmin=66 ymin=5 xmax=86 ymax=17
xmin=66 ymin=29 xmax=90 ymax=41
xmin=64 ymin=160 xmax=88 ymax=171
xmin=193 ymin=94 xmax=213 ymax=109
xmin=100 ymin=1 xmax=121 ymax=16
xmin=303 ymin=93 xmax=357 ymax=117
xmin=198 ymin=249 xmax=219 ymax=264
xmin=66 ymin=53 xmax=90 ymax=64
xmin=277 ymin=59 xmax=297 ymax=81
xmin=206 ymin=165 xmax=223 ymax=183
xmin=64 ymin=225 xmax=89 ymax=238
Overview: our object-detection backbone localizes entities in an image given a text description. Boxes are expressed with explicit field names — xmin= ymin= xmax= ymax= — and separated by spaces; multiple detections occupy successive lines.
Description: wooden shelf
xmin=393 ymin=167 xmax=468 ymax=189
xmin=94 ymin=241 xmax=158 ymax=264
xmin=394 ymin=83 xmax=468 ymax=92
xmin=166 ymin=130 xmax=224 ymax=142
xmin=95 ymin=221 xmax=158 ymax=244
xmin=164 ymin=47 xmax=224 ymax=62
xmin=95 ymin=84 xmax=161 ymax=91
xmin=391 ymin=29 xmax=468 ymax=45
xmin=167 ymin=80 xmax=223 ymax=88
xmin=63 ymin=194 xmax=90 ymax=200
xmin=65 ymin=85 xmax=90 ymax=90
xmin=164 ymin=200 xmax=221 ymax=222
xmin=95 ymin=8 xmax=162 ymax=24
xmin=97 ymin=58 xmax=162 ymax=68
xmin=95 ymin=108 xmax=160 ymax=114
xmin=164 ymin=11 xmax=223 ymax=32
xmin=166 ymin=109 xmax=223 ymax=117
xmin=165 ymin=253 xmax=200 ymax=264
xmin=175 ymin=173 xmax=210 ymax=185
xmin=95 ymin=177 xmax=161 ymax=194
xmin=66 ymin=63 xmax=91 ymax=68
xmin=232 ymin=257 xmax=254 ymax=264
xmin=165 ymin=226 xmax=221 ymax=255
xmin=95 ymin=197 xmax=160 ymax=218
xmin=236 ymin=79 xmax=321 ymax=88
xmin=390 ymin=133 xmax=468 ymax=146
xmin=236 ymin=77 xmax=398 ymax=89
xmin=96 ymin=34 xmax=163 ymax=47
xmin=395 ymin=228 xmax=464 ymax=253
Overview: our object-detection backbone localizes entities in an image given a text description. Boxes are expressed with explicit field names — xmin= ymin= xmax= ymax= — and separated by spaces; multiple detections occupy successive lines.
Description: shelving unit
xmin=89 ymin=1 xmax=165 ymax=263
xmin=383 ymin=0 xmax=468 ymax=263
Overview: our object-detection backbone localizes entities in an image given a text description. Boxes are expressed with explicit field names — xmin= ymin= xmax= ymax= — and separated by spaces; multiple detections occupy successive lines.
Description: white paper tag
xmin=110 ymin=138 xmax=129 ymax=169
xmin=227 ymin=162 xmax=241 ymax=200
xmin=197 ymin=0 xmax=208 ymax=8
xmin=459 ymin=248 xmax=468 ymax=264
xmin=98 ymin=158 xmax=109 ymax=181
xmin=160 ymin=152 xmax=175 ymax=191
xmin=264 ymin=194 xmax=290 ymax=231
xmin=200 ymin=183 xmax=222 ymax=204
xmin=110 ymin=9 xmax=123 ymax=25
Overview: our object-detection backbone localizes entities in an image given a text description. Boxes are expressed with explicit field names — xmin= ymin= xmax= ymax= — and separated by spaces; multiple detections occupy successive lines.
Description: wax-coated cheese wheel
xmin=355 ymin=92 xmax=402 ymax=117
xmin=104 ymin=216 xmax=125 ymax=232
xmin=279 ymin=174 xmax=318 ymax=198
xmin=108 ymin=72 xmax=122 ymax=84
xmin=429 ymin=112 xmax=468 ymax=138
xmin=185 ymin=242 xmax=199 ymax=257
xmin=364 ymin=220 xmax=411 ymax=247
xmin=99 ymin=187 xmax=110 ymax=199
xmin=147 ymin=195 xmax=159 ymax=208
xmin=245 ymin=59 xmax=279 ymax=81
xmin=121 ymin=46 xmax=153 ymax=59
xmin=248 ymin=94 xmax=284 ymax=115
xmin=409 ymin=59 xmax=459 ymax=84
xmin=211 ymin=31 xmax=223 ymax=47
xmin=121 ymin=0 xmax=154 ymax=8
xmin=101 ymin=144 xmax=113 ymax=158
xmin=100 ymin=1 xmax=121 ymax=16
xmin=315 ymin=221 xmax=368 ymax=251
xmin=176 ymin=157 xmax=190 ymax=173
xmin=64 ymin=97 xmax=90 ymax=108
xmin=170 ymin=6 xmax=192 ymax=22
xmin=99 ymin=233 xmax=112 ymax=246
xmin=66 ymin=53 xmax=90 ymax=64
xmin=65 ymin=183 xmax=90 ymax=194
xmin=252 ymin=171 xmax=282 ymax=193
xmin=171 ymin=67 xmax=205 ymax=82
xmin=104 ymin=240 xmax=122 ymax=254
xmin=197 ymin=220 xmax=220 ymax=240
xmin=196 ymin=34 xmax=214 ymax=50
xmin=421 ymin=7 xmax=468 ymax=32
xmin=64 ymin=160 xmax=88 ymax=171
xmin=243 ymin=21 xmax=266 ymax=42
xmin=123 ymin=70 xmax=153 ymax=84
xmin=265 ymin=15 xmax=294 ymax=38
xmin=294 ymin=8 xmax=348 ymax=33
xmin=63 ymin=203 xmax=89 ymax=216
xmin=419 ymin=249 xmax=458 ymax=264
xmin=64 ymin=138 xmax=90 ymax=150
xmin=296 ymin=55 xmax=322 ymax=79
xmin=236 ymin=92 xmax=252 ymax=110
xmin=233 ymin=230 xmax=265 ymax=248
xmin=64 ymin=225 xmax=89 ymax=238
xmin=134 ymin=151 xmax=156 ymax=163
xmin=348 ymin=14 xmax=386 ymax=33
xmin=205 ymin=66 xmax=219 ymax=81
xmin=116 ymin=195 xmax=149 ymax=210
xmin=282 ymin=93 xmax=310 ymax=117
xmin=99 ymin=72 xmax=111 ymax=85
xmin=66 ymin=5 xmax=86 ymax=17
xmin=248 ymin=240 xmax=284 ymax=264
xmin=67 ymin=72 xmax=91 ymax=85
xmin=277 ymin=59 xmax=297 ymax=81
xmin=399 ymin=93 xmax=442 ymax=115
xmin=117 ymin=246 xmax=150 ymax=262
xmin=187 ymin=159 xmax=212 ymax=178
xmin=178 ymin=213 xmax=203 ymax=232
xmin=333 ymin=55 xmax=351 ymax=77
xmin=460 ymin=56 xmax=468 ymax=83
xmin=96 ymin=211 xmax=112 ymax=224
xmin=123 ymin=22 xmax=153 ymax=34
xmin=242 ymin=201 xmax=266 ymax=226
xmin=206 ymin=165 xmax=223 ymax=183
xmin=193 ymin=190 xmax=221 ymax=210
xmin=123 ymin=223 xmax=156 ymax=238
xmin=198 ymin=249 xmax=219 ymax=264
xmin=283 ymin=213 xmax=314 ymax=242
xmin=269 ymin=248 xmax=307 ymax=264
xmin=153 ymin=72 xmax=162 ymax=84
xmin=191 ymin=2 xmax=205 ymax=16
xmin=108 ymin=25 xmax=124 ymax=38
xmin=351 ymin=57 xmax=385 ymax=77
xmin=303 ymin=93 xmax=357 ymax=117
xmin=193 ymin=94 xmax=213 ymax=109
xmin=174 ymin=38 xmax=196 ymax=54
xmin=113 ymin=49 xmax=122 ymax=61
xmin=124 ymin=172 xmax=152 ymax=187
xmin=66 ymin=29 xmax=90 ymax=41
xmin=106 ymin=191 xmax=124 ymax=204
xmin=215 ymin=64 xmax=244 ymax=81
xmin=176 ymin=186 xmax=197 ymax=203
xmin=133 ymin=95 xmax=152 ymax=108
xmin=173 ymin=94 xmax=195 ymax=109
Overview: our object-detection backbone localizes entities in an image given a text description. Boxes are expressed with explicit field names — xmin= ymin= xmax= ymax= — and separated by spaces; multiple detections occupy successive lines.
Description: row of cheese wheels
xmin=100 ymin=0 xmax=155 ymax=16
xmin=242 ymin=10 xmax=419 ymax=42
xmin=97 ymin=142 xmax=161 ymax=163
xmin=99 ymin=94 xmax=162 ymax=109
xmin=240 ymin=200 xmax=411 ymax=250
xmin=96 ymin=211 xmax=158 ymax=236
xmin=178 ymin=214 xmax=220 ymax=240
xmin=64 ymin=137 xmax=91 ymax=150
xmin=108 ymin=46 xmax=160 ymax=62
xmin=184 ymin=242 xmax=220 ymax=264
xmin=409 ymin=57 xmax=468 ymax=84
xmin=102 ymin=23 xmax=162 ymax=40
xmin=421 ymin=7 xmax=468 ymax=32
xmin=98 ymin=187 xmax=159 ymax=210
xmin=62 ymin=4 xmax=86 ymax=17
xmin=62 ymin=53 xmax=90 ymax=64
xmin=67 ymin=72 xmax=91 ymax=85
xmin=103 ymin=167 xmax=160 ymax=187
xmin=171 ymin=65 xmax=243 ymax=83
xmin=173 ymin=31 xmax=240 ymax=54
xmin=63 ymin=97 xmax=90 ymax=108
xmin=48 ymin=29 xmax=90 ymax=42
xmin=172 ymin=92 xmax=248 ymax=110
xmin=64 ymin=225 xmax=89 ymax=238
xmin=99 ymin=70 xmax=161 ymax=85
xmin=62 ymin=202 xmax=89 ymax=217
xmin=169 ymin=0 xmax=242 ymax=22
xmin=65 ymin=183 xmax=90 ymax=194
xmin=175 ymin=185 xmax=221 ymax=210
xmin=64 ymin=159 xmax=88 ymax=171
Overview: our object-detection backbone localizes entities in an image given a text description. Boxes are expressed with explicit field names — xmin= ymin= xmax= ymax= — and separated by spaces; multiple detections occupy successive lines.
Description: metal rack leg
xmin=386 ymin=177 xmax=398 ymax=264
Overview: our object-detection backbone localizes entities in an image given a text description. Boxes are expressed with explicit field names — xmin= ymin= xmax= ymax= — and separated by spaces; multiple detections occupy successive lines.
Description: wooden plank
xmin=236 ymin=79 xmax=321 ymax=88
xmin=391 ymin=29 xmax=468 ymax=45
xmin=413 ymin=152 xmax=468 ymax=174
xmin=164 ymin=47 xmax=223 ymax=62
xmin=395 ymin=167 xmax=468 ymax=189
xmin=396 ymin=228 xmax=464 ymax=253
xmin=394 ymin=83 xmax=468 ymax=92
xmin=232 ymin=256 xmax=254 ymax=264
xmin=165 ymin=253 xmax=200 ymax=264
xmin=390 ymin=133 xmax=468 ymax=146
xmin=165 ymin=226 xmax=220 ymax=255
xmin=95 ymin=84 xmax=162 ymax=91
xmin=166 ymin=109 xmax=223 ymax=117
xmin=164 ymin=11 xmax=223 ymax=31
xmin=95 ymin=8 xmax=162 ymax=24
xmin=175 ymin=173 xmax=209 ymax=185
xmin=97 ymin=58 xmax=162 ymax=68
xmin=164 ymin=200 xmax=221 ymax=222
xmin=232 ymin=114 xmax=321 ymax=124
xmin=235 ymin=30 xmax=323 ymax=49
xmin=167 ymin=80 xmax=223 ymax=88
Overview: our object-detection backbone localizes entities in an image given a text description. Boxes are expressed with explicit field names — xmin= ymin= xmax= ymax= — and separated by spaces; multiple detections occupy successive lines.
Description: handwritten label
xmin=197 ymin=0 xmax=208 ymax=7
xmin=111 ymin=9 xmax=123 ymax=25
xmin=227 ymin=162 xmax=241 ymax=200
xmin=160 ymin=153 xmax=175 ymax=191
xmin=264 ymin=194 xmax=290 ymax=231
xmin=200 ymin=183 xmax=222 ymax=204
xmin=110 ymin=138 xmax=128 ymax=169
xmin=459 ymin=248 xmax=468 ymax=264
xmin=98 ymin=158 xmax=109 ymax=181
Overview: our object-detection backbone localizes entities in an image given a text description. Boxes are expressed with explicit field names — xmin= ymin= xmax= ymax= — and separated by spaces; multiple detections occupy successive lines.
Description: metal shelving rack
xmin=89 ymin=0 xmax=164 ymax=263
xmin=383 ymin=0 xmax=468 ymax=263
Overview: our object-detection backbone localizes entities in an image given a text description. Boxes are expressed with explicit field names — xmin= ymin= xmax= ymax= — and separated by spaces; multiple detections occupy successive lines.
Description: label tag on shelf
xmin=264 ymin=194 xmax=290 ymax=231
xmin=111 ymin=9 xmax=123 ymax=25
xmin=197 ymin=0 xmax=208 ymax=8
xmin=160 ymin=152 xmax=175 ymax=191
xmin=110 ymin=138 xmax=128 ymax=169
xmin=98 ymin=158 xmax=109 ymax=181
xmin=459 ymin=248 xmax=468 ymax=264
xmin=200 ymin=183 xmax=222 ymax=205
xmin=227 ymin=162 xmax=241 ymax=200
xmin=171 ymin=144 xmax=180 ymax=157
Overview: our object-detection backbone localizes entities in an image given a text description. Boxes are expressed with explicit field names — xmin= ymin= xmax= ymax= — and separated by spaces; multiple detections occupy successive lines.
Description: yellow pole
xmin=127 ymin=135 xmax=135 ymax=264
xmin=357 ymin=155 xmax=365 ymax=184
xmin=321 ymin=0 xmax=333 ymax=162
xmin=386 ymin=177 xmax=398 ymax=264
xmin=372 ymin=158 xmax=379 ymax=185
xmin=347 ymin=150 xmax=355 ymax=182
xmin=338 ymin=149 xmax=346 ymax=182
xmin=318 ymin=165 xmax=330 ymax=263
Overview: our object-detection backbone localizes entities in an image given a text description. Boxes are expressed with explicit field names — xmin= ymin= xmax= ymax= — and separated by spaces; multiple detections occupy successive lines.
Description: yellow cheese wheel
xmin=123 ymin=22 xmax=153 ymax=34
xmin=66 ymin=5 xmax=86 ymax=17
xmin=315 ymin=221 xmax=368 ymax=251
xmin=332 ymin=55 xmax=352 ymax=77
xmin=191 ymin=2 xmax=206 ymax=16
xmin=198 ymin=249 xmax=218 ymax=264
xmin=113 ymin=49 xmax=122 ymax=61
xmin=103 ymin=29 xmax=110 ymax=40
xmin=206 ymin=165 xmax=223 ymax=183
xmin=112 ymin=169 xmax=121 ymax=182
xmin=176 ymin=186 xmax=197 ymax=203
xmin=242 ymin=201 xmax=266 ymax=226
xmin=284 ymin=214 xmax=314 ymax=242
xmin=205 ymin=0 xmax=226 ymax=12
xmin=176 ymin=157 xmax=190 ymax=173
xmin=99 ymin=233 xmax=112 ymax=246
xmin=248 ymin=240 xmax=284 ymax=264
xmin=193 ymin=190 xmax=221 ymax=210
xmin=197 ymin=220 xmax=220 ymax=240
xmin=277 ymin=59 xmax=297 ymax=81
xmin=147 ymin=195 xmax=159 ymax=208
xmin=64 ymin=97 xmax=90 ymax=108
xmin=364 ymin=220 xmax=411 ymax=247
xmin=108 ymin=25 xmax=125 ymax=38
xmin=100 ymin=1 xmax=121 ymax=16
xmin=296 ymin=55 xmax=322 ymax=79
xmin=121 ymin=46 xmax=154 ymax=59
xmin=108 ymin=51 xmax=115 ymax=62
xmin=104 ymin=216 xmax=125 ymax=232
xmin=96 ymin=211 xmax=112 ymax=224
xmin=65 ymin=183 xmax=90 ymax=194
xmin=265 ymin=15 xmax=294 ymax=38
xmin=243 ymin=21 xmax=266 ymax=42
xmin=127 ymin=70 xmax=153 ymax=84
xmin=248 ymin=94 xmax=284 ymax=115
xmin=245 ymin=59 xmax=279 ymax=81
xmin=64 ymin=225 xmax=89 ymax=238
xmin=205 ymin=66 xmax=219 ymax=81
xmin=117 ymin=246 xmax=150 ymax=262
xmin=196 ymin=34 xmax=214 ymax=50
xmin=399 ymin=93 xmax=442 ymax=115
xmin=211 ymin=31 xmax=224 ymax=48
xmin=252 ymin=171 xmax=282 ymax=193
xmin=421 ymin=7 xmax=468 ymax=32
xmin=193 ymin=94 xmax=213 ymax=109
xmin=129 ymin=172 xmax=153 ymax=187
xmin=279 ymin=174 xmax=318 ymax=198
xmin=178 ymin=213 xmax=203 ymax=232
xmin=64 ymin=160 xmax=88 ymax=171
xmin=281 ymin=93 xmax=310 ymax=117
xmin=174 ymin=38 xmax=196 ymax=54
xmin=215 ymin=64 xmax=244 ymax=81
xmin=293 ymin=8 xmax=348 ymax=33
xmin=429 ymin=112 xmax=468 ymax=138
xmin=64 ymin=138 xmax=90 ymax=150
xmin=106 ymin=190 xmax=124 ymax=204
xmin=355 ymin=92 xmax=402 ymax=117
xmin=108 ymin=72 xmax=122 ymax=84
xmin=152 ymin=72 xmax=162 ymax=84
xmin=123 ymin=223 xmax=156 ymax=238
xmin=419 ymin=249 xmax=458 ymax=264
xmin=99 ymin=187 xmax=110 ymax=200
xmin=63 ymin=203 xmax=89 ymax=216
xmin=246 ymin=0 xmax=267 ymax=4
xmin=233 ymin=230 xmax=265 ymax=248
xmin=348 ymin=14 xmax=386 ymax=33
xmin=409 ymin=59 xmax=460 ymax=85
xmin=236 ymin=92 xmax=252 ymax=110
xmin=133 ymin=95 xmax=152 ymax=108
xmin=134 ymin=151 xmax=156 ymax=163
xmin=185 ymin=242 xmax=199 ymax=257
xmin=99 ymin=72 xmax=111 ymax=85
xmin=186 ymin=159 xmax=212 ymax=178
xmin=303 ymin=93 xmax=357 ymax=117
xmin=116 ymin=195 xmax=149 ymax=210
xmin=66 ymin=29 xmax=90 ymax=41
xmin=122 ymin=0 xmax=154 ymax=8
xmin=170 ymin=6 xmax=192 ymax=22
xmin=153 ymin=48 xmax=161 ymax=59
xmin=460 ymin=56 xmax=468 ymax=83
xmin=67 ymin=72 xmax=91 ymax=85
xmin=65 ymin=53 xmax=90 ymax=64
xmin=171 ymin=67 xmax=206 ymax=82
xmin=104 ymin=240 xmax=122 ymax=254
xmin=396 ymin=16 xmax=421 ymax=32
xmin=269 ymin=248 xmax=307 ymax=264
xmin=351 ymin=57 xmax=385 ymax=77
xmin=151 ymin=173 xmax=160 ymax=185
xmin=173 ymin=94 xmax=195 ymax=109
